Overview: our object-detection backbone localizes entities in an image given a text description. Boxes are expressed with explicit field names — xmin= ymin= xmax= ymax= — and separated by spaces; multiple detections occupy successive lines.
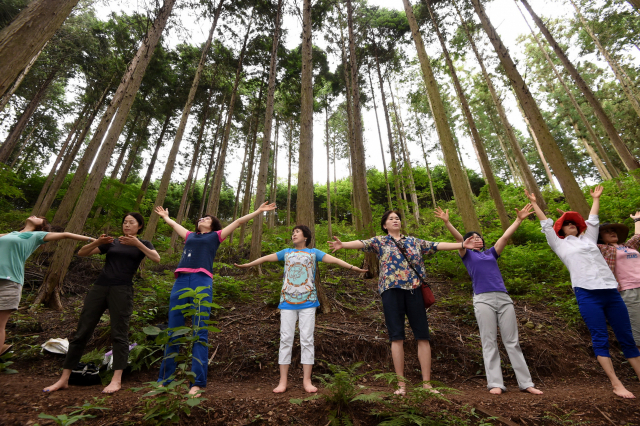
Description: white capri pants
xmin=279 ymin=307 xmax=316 ymax=365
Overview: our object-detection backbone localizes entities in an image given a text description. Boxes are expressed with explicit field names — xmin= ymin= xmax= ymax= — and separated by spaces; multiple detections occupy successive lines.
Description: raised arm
xmin=434 ymin=207 xmax=465 ymax=257
xmin=494 ymin=204 xmax=533 ymax=255
xmin=155 ymin=206 xmax=189 ymax=240
xmin=525 ymin=189 xmax=547 ymax=221
xmin=327 ymin=236 xmax=365 ymax=252
xmin=631 ymin=211 xmax=640 ymax=235
xmin=321 ymin=254 xmax=368 ymax=272
xmin=437 ymin=236 xmax=483 ymax=251
xmin=77 ymin=234 xmax=114 ymax=257
xmin=234 ymin=253 xmax=279 ymax=269
xmin=589 ymin=185 xmax=603 ymax=217
xmin=220 ymin=202 xmax=276 ymax=241
xmin=44 ymin=232 xmax=94 ymax=243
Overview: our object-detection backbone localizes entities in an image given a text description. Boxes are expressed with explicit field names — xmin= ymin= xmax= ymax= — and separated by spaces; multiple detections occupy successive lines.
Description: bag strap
xmin=391 ymin=238 xmax=430 ymax=288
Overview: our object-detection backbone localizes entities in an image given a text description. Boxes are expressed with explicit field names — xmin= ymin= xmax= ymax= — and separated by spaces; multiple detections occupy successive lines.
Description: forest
xmin=1 ymin=0 xmax=640 ymax=424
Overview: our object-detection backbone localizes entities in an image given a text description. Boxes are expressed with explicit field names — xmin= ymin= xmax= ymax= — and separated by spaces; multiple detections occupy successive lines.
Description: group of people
xmin=0 ymin=184 xmax=639 ymax=399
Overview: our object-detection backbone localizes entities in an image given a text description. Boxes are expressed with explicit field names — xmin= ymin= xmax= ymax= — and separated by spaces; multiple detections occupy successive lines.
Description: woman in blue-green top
xmin=0 ymin=216 xmax=95 ymax=356
xmin=234 ymin=225 xmax=367 ymax=394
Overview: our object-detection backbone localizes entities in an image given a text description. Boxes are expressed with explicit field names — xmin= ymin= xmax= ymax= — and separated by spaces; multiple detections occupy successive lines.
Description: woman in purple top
xmin=155 ymin=202 xmax=276 ymax=396
xmin=436 ymin=204 xmax=543 ymax=395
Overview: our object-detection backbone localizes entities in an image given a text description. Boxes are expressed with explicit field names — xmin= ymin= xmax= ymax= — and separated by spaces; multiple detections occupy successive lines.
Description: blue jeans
xmin=157 ymin=272 xmax=213 ymax=387
xmin=574 ymin=287 xmax=640 ymax=359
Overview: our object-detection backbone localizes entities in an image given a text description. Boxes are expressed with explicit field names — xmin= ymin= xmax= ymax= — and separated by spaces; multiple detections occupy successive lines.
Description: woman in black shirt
xmin=44 ymin=213 xmax=160 ymax=394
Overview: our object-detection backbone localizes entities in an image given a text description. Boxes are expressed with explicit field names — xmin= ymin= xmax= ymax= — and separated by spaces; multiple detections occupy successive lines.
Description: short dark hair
xmin=123 ymin=212 xmax=145 ymax=235
xmin=293 ymin=225 xmax=313 ymax=247
xmin=197 ymin=214 xmax=222 ymax=233
xmin=463 ymin=231 xmax=485 ymax=250
xmin=380 ymin=210 xmax=402 ymax=234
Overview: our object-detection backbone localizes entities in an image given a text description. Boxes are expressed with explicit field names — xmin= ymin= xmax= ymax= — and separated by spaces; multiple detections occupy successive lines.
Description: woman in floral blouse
xmin=597 ymin=212 xmax=640 ymax=350
xmin=328 ymin=210 xmax=482 ymax=394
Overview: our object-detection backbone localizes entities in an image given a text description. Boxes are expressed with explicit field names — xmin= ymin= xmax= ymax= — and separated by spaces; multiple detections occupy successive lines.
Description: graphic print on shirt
xmin=617 ymin=245 xmax=639 ymax=259
xmin=281 ymin=250 xmax=317 ymax=305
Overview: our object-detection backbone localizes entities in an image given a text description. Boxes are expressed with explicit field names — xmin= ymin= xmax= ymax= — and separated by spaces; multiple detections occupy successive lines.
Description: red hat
xmin=553 ymin=211 xmax=587 ymax=239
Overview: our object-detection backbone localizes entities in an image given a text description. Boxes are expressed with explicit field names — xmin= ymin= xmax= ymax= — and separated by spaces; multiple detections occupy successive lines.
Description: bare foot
xmin=489 ymin=387 xmax=503 ymax=395
xmin=303 ymin=381 xmax=317 ymax=393
xmin=423 ymin=383 xmax=440 ymax=394
xmin=525 ymin=387 xmax=543 ymax=395
xmin=273 ymin=382 xmax=287 ymax=393
xmin=187 ymin=386 xmax=203 ymax=396
xmin=102 ymin=381 xmax=121 ymax=394
xmin=394 ymin=387 xmax=406 ymax=396
xmin=613 ymin=384 xmax=636 ymax=399
xmin=43 ymin=380 xmax=68 ymax=393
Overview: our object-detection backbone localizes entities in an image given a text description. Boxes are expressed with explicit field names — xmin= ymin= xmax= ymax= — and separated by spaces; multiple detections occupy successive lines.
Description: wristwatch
xmin=87 ymin=237 xmax=94 ymax=243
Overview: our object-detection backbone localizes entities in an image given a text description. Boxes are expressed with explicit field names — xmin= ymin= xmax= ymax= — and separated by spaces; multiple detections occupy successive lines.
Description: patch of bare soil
xmin=1 ymin=260 xmax=639 ymax=425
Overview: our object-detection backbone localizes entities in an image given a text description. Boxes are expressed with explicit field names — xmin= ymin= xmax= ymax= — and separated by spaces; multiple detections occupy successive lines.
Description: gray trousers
xmin=473 ymin=292 xmax=534 ymax=391
xmin=620 ymin=287 xmax=640 ymax=346
xmin=64 ymin=284 xmax=134 ymax=371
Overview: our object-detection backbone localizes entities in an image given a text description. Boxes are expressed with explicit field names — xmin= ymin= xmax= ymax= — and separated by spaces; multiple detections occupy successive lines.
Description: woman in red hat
xmin=526 ymin=186 xmax=640 ymax=399
xmin=597 ymin=215 xmax=640 ymax=350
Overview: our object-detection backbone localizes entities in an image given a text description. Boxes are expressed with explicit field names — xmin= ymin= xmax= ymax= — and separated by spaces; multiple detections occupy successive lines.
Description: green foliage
xmin=80 ymin=347 xmax=106 ymax=366
xmin=0 ymin=353 xmax=17 ymax=374
xmin=36 ymin=397 xmax=109 ymax=426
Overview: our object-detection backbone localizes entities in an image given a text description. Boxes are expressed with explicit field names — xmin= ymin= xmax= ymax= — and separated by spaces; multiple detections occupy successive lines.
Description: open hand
xmin=434 ymin=207 xmax=449 ymax=222
xmin=96 ymin=234 xmax=114 ymax=245
xmin=462 ymin=235 xmax=484 ymax=250
xmin=590 ymin=185 xmax=604 ymax=199
xmin=515 ymin=204 xmax=534 ymax=221
xmin=350 ymin=267 xmax=368 ymax=273
xmin=233 ymin=263 xmax=251 ymax=269
xmin=327 ymin=236 xmax=343 ymax=252
xmin=256 ymin=202 xmax=277 ymax=213
xmin=630 ymin=211 xmax=640 ymax=221
xmin=154 ymin=206 xmax=169 ymax=218
xmin=119 ymin=235 xmax=141 ymax=247
xmin=524 ymin=189 xmax=537 ymax=204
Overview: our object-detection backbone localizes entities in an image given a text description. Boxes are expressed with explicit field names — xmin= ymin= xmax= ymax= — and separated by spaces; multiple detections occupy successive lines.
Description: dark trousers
xmin=63 ymin=284 xmax=134 ymax=371
xmin=381 ymin=287 xmax=430 ymax=342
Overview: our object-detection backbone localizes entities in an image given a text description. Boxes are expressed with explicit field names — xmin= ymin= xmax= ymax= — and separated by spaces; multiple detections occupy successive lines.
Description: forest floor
xmin=1 ymin=254 xmax=640 ymax=426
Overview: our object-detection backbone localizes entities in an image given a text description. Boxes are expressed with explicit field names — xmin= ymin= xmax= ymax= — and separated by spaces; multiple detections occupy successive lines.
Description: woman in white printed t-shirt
xmin=234 ymin=225 xmax=366 ymax=394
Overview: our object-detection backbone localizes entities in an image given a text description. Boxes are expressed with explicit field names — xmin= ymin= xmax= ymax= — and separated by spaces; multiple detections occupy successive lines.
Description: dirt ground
xmin=1 ymin=261 xmax=640 ymax=425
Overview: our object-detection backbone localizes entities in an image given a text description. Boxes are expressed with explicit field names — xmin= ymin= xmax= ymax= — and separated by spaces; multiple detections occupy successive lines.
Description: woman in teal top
xmin=0 ymin=216 xmax=94 ymax=356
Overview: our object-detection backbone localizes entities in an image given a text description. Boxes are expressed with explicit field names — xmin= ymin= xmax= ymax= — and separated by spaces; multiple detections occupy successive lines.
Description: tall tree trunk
xmin=518 ymin=0 xmax=639 ymax=175
xmin=35 ymin=84 xmax=109 ymax=217
xmin=120 ymin=116 xmax=149 ymax=185
xmin=170 ymin=139 xmax=202 ymax=252
xmin=0 ymin=68 xmax=57 ymax=163
xmin=10 ymin=126 xmax=37 ymax=168
xmin=367 ymin=66 xmax=393 ymax=210
xmin=144 ymin=4 xmax=223 ymax=241
xmin=0 ymin=41 xmax=47 ymax=113
xmin=268 ymin=121 xmax=279 ymax=228
xmin=402 ymin=0 xmax=481 ymax=232
xmin=135 ymin=114 xmax=171 ymax=208
xmin=471 ymin=0 xmax=590 ymax=216
xmin=207 ymin=9 xmax=254 ymax=215
xmin=325 ymin=103 xmax=333 ymax=240
xmin=228 ymin=138 xmax=250 ymax=246
xmin=629 ymin=0 xmax=640 ymax=10
xmin=453 ymin=0 xmax=546 ymax=210
xmin=514 ymin=0 xmax=618 ymax=179
xmin=34 ymin=0 xmax=176 ymax=310
xmin=427 ymin=0 xmax=509 ymax=231
xmin=249 ymin=0 xmax=283 ymax=266
xmin=238 ymin=102 xmax=262 ymax=250
xmin=415 ymin=112 xmax=437 ymax=208
xmin=346 ymin=0 xmax=378 ymax=279
xmin=573 ymin=121 xmax=611 ymax=180
xmin=388 ymin=78 xmax=420 ymax=223
xmin=0 ymin=0 xmax=79 ymax=99
xmin=333 ymin=139 xmax=338 ymax=223
xmin=199 ymin=104 xmax=226 ymax=218
xmin=568 ymin=0 xmax=640 ymax=119
xmin=297 ymin=0 xmax=315 ymax=236
xmin=374 ymin=44 xmax=407 ymax=222
xmin=286 ymin=119 xmax=293 ymax=228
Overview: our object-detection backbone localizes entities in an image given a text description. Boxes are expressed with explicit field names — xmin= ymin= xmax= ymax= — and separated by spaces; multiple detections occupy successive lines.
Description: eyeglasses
xmin=562 ymin=220 xmax=576 ymax=227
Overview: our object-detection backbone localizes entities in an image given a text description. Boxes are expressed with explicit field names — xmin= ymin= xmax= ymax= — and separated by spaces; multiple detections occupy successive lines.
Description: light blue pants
xmin=157 ymin=272 xmax=212 ymax=387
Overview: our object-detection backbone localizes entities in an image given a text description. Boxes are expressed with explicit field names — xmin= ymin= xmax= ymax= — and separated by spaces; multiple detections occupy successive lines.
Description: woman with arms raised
xmin=526 ymin=186 xmax=640 ymax=398
xmin=44 ymin=213 xmax=159 ymax=394
xmin=435 ymin=205 xmax=543 ymax=395
xmin=235 ymin=225 xmax=366 ymax=394
xmin=0 ymin=216 xmax=94 ymax=358
xmin=156 ymin=202 xmax=276 ymax=396
xmin=328 ymin=210 xmax=483 ymax=394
